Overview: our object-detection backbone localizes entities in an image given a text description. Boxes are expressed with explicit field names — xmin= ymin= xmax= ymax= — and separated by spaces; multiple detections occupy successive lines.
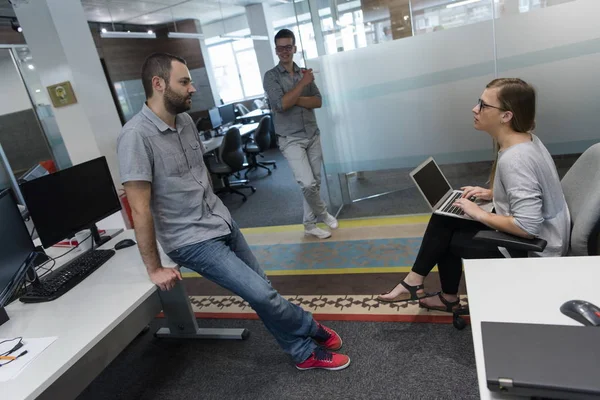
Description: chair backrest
xmin=252 ymin=99 xmax=265 ymax=110
xmin=253 ymin=115 xmax=272 ymax=152
xmin=235 ymin=103 xmax=250 ymax=116
xmin=560 ymin=142 xmax=600 ymax=256
xmin=219 ymin=128 xmax=245 ymax=171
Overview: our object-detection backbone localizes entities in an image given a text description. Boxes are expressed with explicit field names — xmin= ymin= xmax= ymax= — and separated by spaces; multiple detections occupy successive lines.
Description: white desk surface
xmin=464 ymin=256 xmax=600 ymax=400
xmin=1 ymin=230 xmax=156 ymax=400
xmin=202 ymin=122 xmax=259 ymax=153
xmin=238 ymin=109 xmax=270 ymax=119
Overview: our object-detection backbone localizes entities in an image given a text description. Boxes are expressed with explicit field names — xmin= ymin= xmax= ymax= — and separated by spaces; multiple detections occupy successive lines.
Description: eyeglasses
xmin=275 ymin=45 xmax=294 ymax=53
xmin=477 ymin=98 xmax=505 ymax=112
xmin=0 ymin=337 xmax=23 ymax=357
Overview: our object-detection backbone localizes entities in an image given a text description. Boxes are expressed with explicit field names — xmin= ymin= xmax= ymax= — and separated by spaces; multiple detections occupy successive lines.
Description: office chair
xmin=235 ymin=103 xmax=251 ymax=116
xmin=452 ymin=142 xmax=600 ymax=330
xmin=206 ymin=127 xmax=255 ymax=202
xmin=244 ymin=115 xmax=277 ymax=179
xmin=252 ymin=99 xmax=265 ymax=110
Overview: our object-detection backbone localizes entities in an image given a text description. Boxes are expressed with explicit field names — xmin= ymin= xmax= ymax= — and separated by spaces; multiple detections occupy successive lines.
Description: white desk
xmin=202 ymin=122 xmax=259 ymax=153
xmin=237 ymin=109 xmax=270 ymax=123
xmin=1 ymin=230 xmax=247 ymax=400
xmin=1 ymin=231 xmax=160 ymax=400
xmin=464 ymin=256 xmax=600 ymax=400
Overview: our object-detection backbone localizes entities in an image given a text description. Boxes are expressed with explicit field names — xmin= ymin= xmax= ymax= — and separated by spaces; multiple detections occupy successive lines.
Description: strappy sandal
xmin=419 ymin=293 xmax=461 ymax=313
xmin=376 ymin=281 xmax=432 ymax=303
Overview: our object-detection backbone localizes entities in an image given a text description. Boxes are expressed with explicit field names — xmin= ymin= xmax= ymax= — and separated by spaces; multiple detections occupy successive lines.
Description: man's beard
xmin=163 ymin=85 xmax=191 ymax=115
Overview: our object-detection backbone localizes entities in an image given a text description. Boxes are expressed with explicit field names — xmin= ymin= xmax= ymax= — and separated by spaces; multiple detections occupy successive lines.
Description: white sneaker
xmin=322 ymin=213 xmax=339 ymax=229
xmin=305 ymin=225 xmax=332 ymax=239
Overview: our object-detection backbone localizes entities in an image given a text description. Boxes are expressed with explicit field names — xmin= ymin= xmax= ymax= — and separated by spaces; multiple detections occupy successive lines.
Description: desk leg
xmin=155 ymin=280 xmax=249 ymax=340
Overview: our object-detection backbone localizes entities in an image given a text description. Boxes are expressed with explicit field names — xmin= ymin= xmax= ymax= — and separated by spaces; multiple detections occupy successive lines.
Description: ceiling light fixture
xmin=101 ymin=31 xmax=157 ymax=39
xmin=99 ymin=2 xmax=156 ymax=40
xmin=168 ymin=32 xmax=205 ymax=39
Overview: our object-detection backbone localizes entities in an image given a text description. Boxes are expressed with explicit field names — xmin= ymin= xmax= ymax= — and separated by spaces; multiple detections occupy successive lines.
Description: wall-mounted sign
xmin=47 ymin=81 xmax=78 ymax=108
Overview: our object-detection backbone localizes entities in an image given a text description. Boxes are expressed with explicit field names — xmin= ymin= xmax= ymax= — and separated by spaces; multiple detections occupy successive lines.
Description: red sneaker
xmin=313 ymin=323 xmax=343 ymax=351
xmin=296 ymin=348 xmax=351 ymax=371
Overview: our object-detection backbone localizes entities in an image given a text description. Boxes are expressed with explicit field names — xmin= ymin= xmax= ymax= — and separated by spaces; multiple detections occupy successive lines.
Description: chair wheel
xmin=453 ymin=315 xmax=467 ymax=330
xmin=268 ymin=170 xmax=272 ymax=175
xmin=251 ymin=187 xmax=256 ymax=193
xmin=273 ymin=164 xmax=277 ymax=169
xmin=242 ymin=197 xmax=247 ymax=202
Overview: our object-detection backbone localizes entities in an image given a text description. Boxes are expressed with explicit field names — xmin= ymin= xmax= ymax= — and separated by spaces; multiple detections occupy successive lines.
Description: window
xmin=207 ymin=39 xmax=262 ymax=103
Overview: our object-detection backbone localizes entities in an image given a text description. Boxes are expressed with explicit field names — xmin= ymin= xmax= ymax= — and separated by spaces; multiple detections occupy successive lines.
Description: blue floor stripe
xmin=180 ymin=238 xmax=423 ymax=273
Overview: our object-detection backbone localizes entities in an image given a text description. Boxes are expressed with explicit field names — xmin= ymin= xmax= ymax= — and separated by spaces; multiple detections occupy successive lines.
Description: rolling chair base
xmin=216 ymin=184 xmax=256 ymax=202
xmin=245 ymin=159 xmax=277 ymax=179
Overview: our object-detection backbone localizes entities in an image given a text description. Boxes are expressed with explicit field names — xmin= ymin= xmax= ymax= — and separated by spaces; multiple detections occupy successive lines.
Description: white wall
xmin=0 ymin=50 xmax=32 ymax=116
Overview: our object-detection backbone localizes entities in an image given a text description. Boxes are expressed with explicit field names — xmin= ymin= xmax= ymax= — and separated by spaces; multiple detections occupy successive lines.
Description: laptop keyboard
xmin=440 ymin=192 xmax=465 ymax=216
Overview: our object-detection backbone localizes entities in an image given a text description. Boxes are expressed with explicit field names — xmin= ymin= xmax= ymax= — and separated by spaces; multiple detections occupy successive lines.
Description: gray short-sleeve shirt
xmin=117 ymin=104 xmax=232 ymax=253
xmin=263 ymin=62 xmax=321 ymax=138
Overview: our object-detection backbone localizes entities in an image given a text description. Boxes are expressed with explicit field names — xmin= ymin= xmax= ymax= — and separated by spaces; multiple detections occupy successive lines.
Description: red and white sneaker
xmin=313 ymin=323 xmax=343 ymax=351
xmin=296 ymin=348 xmax=351 ymax=371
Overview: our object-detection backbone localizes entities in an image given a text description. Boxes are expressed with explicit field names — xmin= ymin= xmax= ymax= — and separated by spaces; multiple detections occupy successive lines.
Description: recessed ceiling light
xmin=27 ymin=64 xmax=34 ymax=70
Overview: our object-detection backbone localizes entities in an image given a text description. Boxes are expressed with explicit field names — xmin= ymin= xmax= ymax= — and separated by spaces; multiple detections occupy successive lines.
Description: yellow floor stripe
xmin=240 ymin=214 xmax=430 ymax=235
xmin=182 ymin=266 xmax=437 ymax=278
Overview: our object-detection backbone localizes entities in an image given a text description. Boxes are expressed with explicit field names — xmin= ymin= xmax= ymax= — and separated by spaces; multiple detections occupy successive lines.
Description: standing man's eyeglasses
xmin=275 ymin=45 xmax=294 ymax=53
xmin=477 ymin=98 xmax=506 ymax=112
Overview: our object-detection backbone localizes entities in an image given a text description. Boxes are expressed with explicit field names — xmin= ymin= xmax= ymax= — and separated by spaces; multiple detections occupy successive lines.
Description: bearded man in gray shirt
xmin=117 ymin=53 xmax=350 ymax=371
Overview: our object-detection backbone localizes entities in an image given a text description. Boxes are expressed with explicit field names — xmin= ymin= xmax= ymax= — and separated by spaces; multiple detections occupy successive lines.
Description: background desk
xmin=202 ymin=122 xmax=259 ymax=153
xmin=237 ymin=109 xmax=270 ymax=124
xmin=464 ymin=256 xmax=600 ymax=400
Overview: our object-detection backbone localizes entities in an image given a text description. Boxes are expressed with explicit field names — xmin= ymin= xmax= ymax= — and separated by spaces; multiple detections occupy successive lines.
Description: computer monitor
xmin=208 ymin=107 xmax=222 ymax=129
xmin=20 ymin=156 xmax=122 ymax=249
xmin=0 ymin=189 xmax=36 ymax=307
xmin=218 ymin=103 xmax=236 ymax=125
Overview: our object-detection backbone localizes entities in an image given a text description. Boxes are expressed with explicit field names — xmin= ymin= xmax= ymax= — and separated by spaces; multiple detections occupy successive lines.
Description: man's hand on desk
xmin=149 ymin=266 xmax=182 ymax=291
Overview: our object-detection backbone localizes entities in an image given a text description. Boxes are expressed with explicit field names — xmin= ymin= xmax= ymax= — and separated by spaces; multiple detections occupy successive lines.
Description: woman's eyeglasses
xmin=477 ymin=98 xmax=505 ymax=112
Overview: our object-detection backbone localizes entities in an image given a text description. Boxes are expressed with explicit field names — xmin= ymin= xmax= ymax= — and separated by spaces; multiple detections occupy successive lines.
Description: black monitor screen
xmin=20 ymin=157 xmax=122 ymax=248
xmin=209 ymin=107 xmax=222 ymax=129
xmin=0 ymin=189 xmax=35 ymax=305
xmin=219 ymin=103 xmax=236 ymax=125
xmin=412 ymin=160 xmax=452 ymax=208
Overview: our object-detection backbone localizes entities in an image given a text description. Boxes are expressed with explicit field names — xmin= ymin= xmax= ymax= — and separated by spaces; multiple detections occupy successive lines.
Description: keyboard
xmin=20 ymin=249 xmax=116 ymax=303
xmin=440 ymin=192 xmax=465 ymax=216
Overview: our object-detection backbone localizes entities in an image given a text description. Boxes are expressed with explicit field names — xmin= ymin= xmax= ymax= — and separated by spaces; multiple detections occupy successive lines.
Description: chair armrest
xmin=473 ymin=231 xmax=547 ymax=252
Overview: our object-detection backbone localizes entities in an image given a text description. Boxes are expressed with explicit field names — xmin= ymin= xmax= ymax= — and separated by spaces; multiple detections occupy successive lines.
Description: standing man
xmin=263 ymin=29 xmax=339 ymax=239
xmin=117 ymin=53 xmax=350 ymax=371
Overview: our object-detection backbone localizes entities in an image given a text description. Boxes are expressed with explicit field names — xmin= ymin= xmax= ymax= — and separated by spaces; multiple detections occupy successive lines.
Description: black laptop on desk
xmin=482 ymin=322 xmax=600 ymax=399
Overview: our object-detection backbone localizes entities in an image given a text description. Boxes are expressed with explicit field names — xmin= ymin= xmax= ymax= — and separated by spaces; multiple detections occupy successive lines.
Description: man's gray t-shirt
xmin=493 ymin=134 xmax=570 ymax=257
xmin=117 ymin=104 xmax=232 ymax=254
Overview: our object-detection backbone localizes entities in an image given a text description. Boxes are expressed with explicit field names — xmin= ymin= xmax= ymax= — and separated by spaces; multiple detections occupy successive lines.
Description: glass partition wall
xmin=283 ymin=0 xmax=590 ymax=218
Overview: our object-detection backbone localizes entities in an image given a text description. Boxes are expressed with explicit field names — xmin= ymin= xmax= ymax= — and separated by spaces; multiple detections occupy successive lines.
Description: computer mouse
xmin=115 ymin=239 xmax=137 ymax=250
xmin=560 ymin=300 xmax=600 ymax=326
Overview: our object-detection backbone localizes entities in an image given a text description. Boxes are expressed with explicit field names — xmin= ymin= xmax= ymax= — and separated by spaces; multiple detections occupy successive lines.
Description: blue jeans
xmin=167 ymin=222 xmax=317 ymax=363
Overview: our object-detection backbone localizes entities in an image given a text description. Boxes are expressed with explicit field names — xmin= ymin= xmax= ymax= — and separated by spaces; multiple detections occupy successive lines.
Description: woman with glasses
xmin=376 ymin=78 xmax=570 ymax=312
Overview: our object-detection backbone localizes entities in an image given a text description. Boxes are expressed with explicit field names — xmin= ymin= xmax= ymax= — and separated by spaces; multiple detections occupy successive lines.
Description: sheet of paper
xmin=0 ymin=336 xmax=57 ymax=382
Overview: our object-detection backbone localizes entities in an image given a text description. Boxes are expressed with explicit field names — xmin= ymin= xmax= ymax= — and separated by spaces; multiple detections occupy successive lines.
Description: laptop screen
xmin=412 ymin=160 xmax=452 ymax=208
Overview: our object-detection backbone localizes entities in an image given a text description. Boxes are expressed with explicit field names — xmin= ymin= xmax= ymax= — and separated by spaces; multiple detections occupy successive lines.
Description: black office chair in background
xmin=206 ymin=127 xmax=255 ymax=202
xmin=244 ymin=115 xmax=277 ymax=179
xmin=451 ymin=142 xmax=600 ymax=330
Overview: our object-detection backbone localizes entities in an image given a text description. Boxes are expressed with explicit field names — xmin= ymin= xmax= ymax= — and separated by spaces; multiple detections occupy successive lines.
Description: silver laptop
xmin=483 ymin=321 xmax=600 ymax=399
xmin=409 ymin=157 xmax=492 ymax=220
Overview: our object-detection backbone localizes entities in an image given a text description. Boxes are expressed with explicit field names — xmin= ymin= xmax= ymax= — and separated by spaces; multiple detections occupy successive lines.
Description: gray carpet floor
xmin=77 ymin=318 xmax=479 ymax=400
